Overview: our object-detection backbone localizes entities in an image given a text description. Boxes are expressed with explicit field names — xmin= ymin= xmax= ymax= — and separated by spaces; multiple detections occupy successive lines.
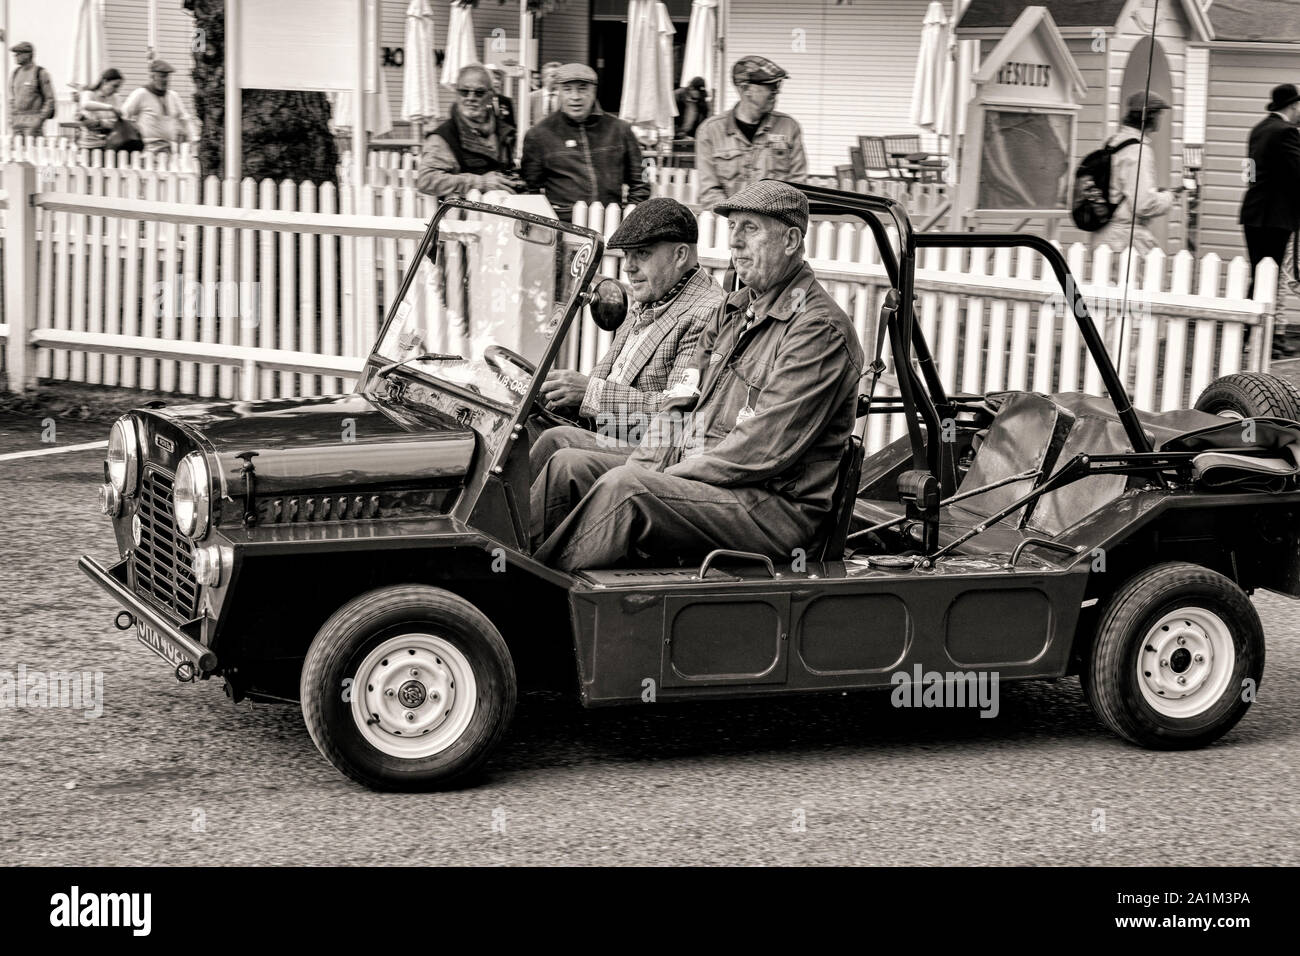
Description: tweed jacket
xmin=579 ymin=266 xmax=724 ymax=429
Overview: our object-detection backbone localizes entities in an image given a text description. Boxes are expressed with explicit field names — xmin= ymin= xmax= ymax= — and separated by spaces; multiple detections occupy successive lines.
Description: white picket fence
xmin=0 ymin=159 xmax=1279 ymax=456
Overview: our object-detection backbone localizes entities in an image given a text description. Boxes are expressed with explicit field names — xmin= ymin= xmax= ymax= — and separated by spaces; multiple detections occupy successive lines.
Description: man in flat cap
xmin=530 ymin=197 xmax=723 ymax=475
xmin=1090 ymin=91 xmax=1179 ymax=257
xmin=8 ymin=42 xmax=55 ymax=138
xmin=122 ymin=60 xmax=195 ymax=155
xmin=531 ymin=180 xmax=863 ymax=571
xmin=521 ymin=63 xmax=650 ymax=221
xmin=694 ymin=56 xmax=807 ymax=211
xmin=1240 ymin=83 xmax=1300 ymax=354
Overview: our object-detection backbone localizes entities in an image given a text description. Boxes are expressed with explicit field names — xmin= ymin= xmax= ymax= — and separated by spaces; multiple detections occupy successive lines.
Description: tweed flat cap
xmin=608 ymin=198 xmax=698 ymax=249
xmin=1125 ymin=91 xmax=1169 ymax=113
xmin=150 ymin=59 xmax=175 ymax=74
xmin=555 ymin=63 xmax=597 ymax=86
xmin=714 ymin=179 xmax=809 ymax=233
xmin=732 ymin=56 xmax=788 ymax=86
xmin=11 ymin=41 xmax=33 ymax=54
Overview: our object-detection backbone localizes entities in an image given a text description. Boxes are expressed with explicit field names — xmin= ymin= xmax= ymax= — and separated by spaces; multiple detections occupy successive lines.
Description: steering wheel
xmin=484 ymin=345 xmax=535 ymax=380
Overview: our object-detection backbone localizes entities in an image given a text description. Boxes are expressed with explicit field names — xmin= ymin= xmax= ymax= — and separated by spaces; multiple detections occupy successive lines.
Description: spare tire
xmin=1193 ymin=372 xmax=1300 ymax=421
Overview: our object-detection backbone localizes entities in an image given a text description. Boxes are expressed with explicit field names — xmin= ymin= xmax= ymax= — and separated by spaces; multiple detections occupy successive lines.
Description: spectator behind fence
xmin=9 ymin=42 xmax=55 ymax=138
xmin=417 ymin=64 xmax=520 ymax=200
xmin=529 ymin=61 xmax=563 ymax=122
xmin=520 ymin=63 xmax=649 ymax=222
xmin=76 ymin=69 xmax=126 ymax=150
xmin=673 ymin=76 xmax=710 ymax=140
xmin=1089 ymin=92 xmax=1178 ymax=257
xmin=121 ymin=60 xmax=195 ymax=155
xmin=488 ymin=67 xmax=516 ymax=130
xmin=1240 ymin=83 xmax=1300 ymax=358
xmin=694 ymin=56 xmax=806 ymax=210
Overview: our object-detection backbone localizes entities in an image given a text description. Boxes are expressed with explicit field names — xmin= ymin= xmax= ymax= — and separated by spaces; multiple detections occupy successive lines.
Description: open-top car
xmin=81 ymin=188 xmax=1300 ymax=791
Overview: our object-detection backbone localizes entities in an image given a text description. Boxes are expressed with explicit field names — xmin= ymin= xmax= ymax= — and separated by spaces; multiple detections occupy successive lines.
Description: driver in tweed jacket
xmin=530 ymin=198 xmax=724 ymax=475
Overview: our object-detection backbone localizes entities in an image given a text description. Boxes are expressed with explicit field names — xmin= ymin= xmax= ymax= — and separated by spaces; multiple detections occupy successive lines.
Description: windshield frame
xmin=359 ymin=196 xmax=605 ymax=520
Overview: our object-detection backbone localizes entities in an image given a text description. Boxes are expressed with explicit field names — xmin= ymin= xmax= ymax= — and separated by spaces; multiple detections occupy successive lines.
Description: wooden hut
xmin=958 ymin=0 xmax=1212 ymax=247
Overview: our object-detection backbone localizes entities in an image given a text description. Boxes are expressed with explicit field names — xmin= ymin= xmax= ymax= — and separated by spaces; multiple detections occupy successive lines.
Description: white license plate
xmin=137 ymin=622 xmax=188 ymax=670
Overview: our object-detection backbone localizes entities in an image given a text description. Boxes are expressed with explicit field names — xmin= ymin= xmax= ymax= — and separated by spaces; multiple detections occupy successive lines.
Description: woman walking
xmin=75 ymin=68 xmax=125 ymax=151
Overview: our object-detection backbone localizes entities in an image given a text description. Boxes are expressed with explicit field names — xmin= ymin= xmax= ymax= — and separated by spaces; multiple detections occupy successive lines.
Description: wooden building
xmin=958 ymin=0 xmax=1212 ymax=248
xmin=1194 ymin=0 xmax=1300 ymax=261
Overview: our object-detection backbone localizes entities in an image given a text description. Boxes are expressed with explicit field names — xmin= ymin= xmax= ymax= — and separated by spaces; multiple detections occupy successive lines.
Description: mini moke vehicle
xmin=82 ymin=187 xmax=1300 ymax=790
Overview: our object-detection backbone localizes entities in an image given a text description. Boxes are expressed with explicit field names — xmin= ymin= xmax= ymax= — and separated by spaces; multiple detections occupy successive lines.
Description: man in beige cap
xmin=1090 ymin=91 xmax=1180 ymax=256
xmin=531 ymin=180 xmax=862 ymax=571
xmin=520 ymin=63 xmax=649 ymax=221
xmin=695 ymin=56 xmax=807 ymax=210
xmin=122 ymin=60 xmax=195 ymax=155
xmin=9 ymin=42 xmax=55 ymax=138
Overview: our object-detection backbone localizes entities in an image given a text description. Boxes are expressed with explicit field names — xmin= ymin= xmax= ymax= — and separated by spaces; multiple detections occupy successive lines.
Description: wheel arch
xmin=216 ymin=542 xmax=575 ymax=701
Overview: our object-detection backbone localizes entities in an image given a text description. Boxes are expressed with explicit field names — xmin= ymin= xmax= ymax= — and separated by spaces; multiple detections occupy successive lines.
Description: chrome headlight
xmin=106 ymin=418 xmax=139 ymax=496
xmin=173 ymin=452 xmax=211 ymax=540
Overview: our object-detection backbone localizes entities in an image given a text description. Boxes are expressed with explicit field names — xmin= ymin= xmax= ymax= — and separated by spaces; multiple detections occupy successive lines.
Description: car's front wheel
xmin=301 ymin=585 xmax=516 ymax=791
xmin=1083 ymin=562 xmax=1264 ymax=749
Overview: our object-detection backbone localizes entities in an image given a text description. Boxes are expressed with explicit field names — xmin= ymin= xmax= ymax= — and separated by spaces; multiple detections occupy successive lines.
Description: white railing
xmin=0 ymin=160 xmax=1279 ymax=456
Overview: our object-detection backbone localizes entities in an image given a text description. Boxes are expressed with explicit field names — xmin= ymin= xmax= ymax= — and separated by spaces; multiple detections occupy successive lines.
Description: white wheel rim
xmin=350 ymin=633 xmax=477 ymax=759
xmin=1214 ymin=409 xmax=1245 ymax=421
xmin=1136 ymin=607 xmax=1235 ymax=719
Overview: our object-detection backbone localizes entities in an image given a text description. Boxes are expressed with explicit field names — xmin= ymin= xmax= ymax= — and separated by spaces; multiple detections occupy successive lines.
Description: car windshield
xmin=368 ymin=204 xmax=599 ymax=425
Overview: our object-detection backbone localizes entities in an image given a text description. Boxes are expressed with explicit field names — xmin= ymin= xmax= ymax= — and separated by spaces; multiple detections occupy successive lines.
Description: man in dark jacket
xmin=530 ymin=180 xmax=864 ymax=571
xmin=417 ymin=64 xmax=519 ymax=199
xmin=1240 ymin=83 xmax=1300 ymax=336
xmin=9 ymin=42 xmax=55 ymax=138
xmin=520 ymin=63 xmax=650 ymax=221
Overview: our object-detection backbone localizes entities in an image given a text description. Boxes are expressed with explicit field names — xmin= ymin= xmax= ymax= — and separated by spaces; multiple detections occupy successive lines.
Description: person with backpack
xmin=121 ymin=60 xmax=195 ymax=155
xmin=9 ymin=42 xmax=55 ymax=139
xmin=1084 ymin=92 xmax=1180 ymax=256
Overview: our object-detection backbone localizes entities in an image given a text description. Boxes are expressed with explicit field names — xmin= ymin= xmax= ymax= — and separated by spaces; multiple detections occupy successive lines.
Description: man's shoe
xmin=1272 ymin=337 xmax=1299 ymax=359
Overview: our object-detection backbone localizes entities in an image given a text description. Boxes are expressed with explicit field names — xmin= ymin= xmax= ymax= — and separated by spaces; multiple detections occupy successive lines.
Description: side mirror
xmin=587 ymin=277 xmax=628 ymax=332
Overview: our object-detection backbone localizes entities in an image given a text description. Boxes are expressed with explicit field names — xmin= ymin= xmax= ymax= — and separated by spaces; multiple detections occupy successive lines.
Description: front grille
xmin=133 ymin=467 xmax=199 ymax=619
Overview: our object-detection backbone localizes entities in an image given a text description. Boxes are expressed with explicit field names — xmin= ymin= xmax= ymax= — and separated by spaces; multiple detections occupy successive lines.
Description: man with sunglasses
xmin=695 ymin=56 xmax=807 ymax=210
xmin=530 ymin=180 xmax=862 ymax=571
xmin=417 ymin=64 xmax=520 ymax=200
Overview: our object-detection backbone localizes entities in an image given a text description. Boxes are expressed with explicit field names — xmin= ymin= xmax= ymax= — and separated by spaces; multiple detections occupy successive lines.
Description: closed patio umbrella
xmin=68 ymin=0 xmax=107 ymax=91
xmin=910 ymin=1 xmax=948 ymax=130
xmin=620 ymin=0 xmax=677 ymax=139
xmin=679 ymin=0 xmax=717 ymax=93
xmin=401 ymin=0 xmax=440 ymax=126
xmin=441 ymin=1 xmax=478 ymax=87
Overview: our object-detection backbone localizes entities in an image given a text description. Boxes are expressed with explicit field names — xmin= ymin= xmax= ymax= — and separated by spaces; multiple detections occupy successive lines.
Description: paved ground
xmin=1 ymin=397 xmax=1298 ymax=867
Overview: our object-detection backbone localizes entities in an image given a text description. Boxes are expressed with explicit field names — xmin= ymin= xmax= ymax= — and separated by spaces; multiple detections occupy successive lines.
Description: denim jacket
xmin=694 ymin=109 xmax=808 ymax=210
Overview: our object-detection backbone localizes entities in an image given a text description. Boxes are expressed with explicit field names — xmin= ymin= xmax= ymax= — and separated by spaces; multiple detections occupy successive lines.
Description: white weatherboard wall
xmin=1199 ymin=45 xmax=1300 ymax=261
xmin=102 ymin=0 xmax=197 ymax=119
xmin=720 ymin=0 xmax=940 ymax=176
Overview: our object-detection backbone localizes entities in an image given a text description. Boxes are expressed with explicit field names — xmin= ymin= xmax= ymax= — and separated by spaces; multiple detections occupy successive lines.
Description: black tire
xmin=1082 ymin=562 xmax=1264 ymax=750
xmin=301 ymin=585 xmax=516 ymax=791
xmin=1193 ymin=371 xmax=1300 ymax=421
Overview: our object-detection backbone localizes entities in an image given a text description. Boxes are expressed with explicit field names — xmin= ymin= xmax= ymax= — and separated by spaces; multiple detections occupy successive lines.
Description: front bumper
xmin=78 ymin=555 xmax=218 ymax=675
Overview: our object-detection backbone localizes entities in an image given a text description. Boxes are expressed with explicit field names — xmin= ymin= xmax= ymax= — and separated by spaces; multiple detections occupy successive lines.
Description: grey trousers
xmin=529 ymin=448 xmax=812 ymax=572
xmin=528 ymin=422 xmax=632 ymax=478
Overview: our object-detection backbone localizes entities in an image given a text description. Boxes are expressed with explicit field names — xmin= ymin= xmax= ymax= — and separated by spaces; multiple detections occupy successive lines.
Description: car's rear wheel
xmin=301 ymin=585 xmax=516 ymax=791
xmin=1193 ymin=371 xmax=1300 ymax=421
xmin=1082 ymin=562 xmax=1263 ymax=749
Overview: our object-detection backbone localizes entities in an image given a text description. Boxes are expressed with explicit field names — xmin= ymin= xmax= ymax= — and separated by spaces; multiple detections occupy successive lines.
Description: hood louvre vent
xmin=264 ymin=494 xmax=381 ymax=524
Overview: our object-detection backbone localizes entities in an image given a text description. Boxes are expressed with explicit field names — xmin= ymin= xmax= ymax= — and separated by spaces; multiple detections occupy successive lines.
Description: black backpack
xmin=1071 ymin=137 xmax=1139 ymax=231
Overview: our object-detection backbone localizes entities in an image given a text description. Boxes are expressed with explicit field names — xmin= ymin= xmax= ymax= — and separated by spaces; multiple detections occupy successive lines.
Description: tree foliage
xmin=184 ymin=0 xmax=339 ymax=184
